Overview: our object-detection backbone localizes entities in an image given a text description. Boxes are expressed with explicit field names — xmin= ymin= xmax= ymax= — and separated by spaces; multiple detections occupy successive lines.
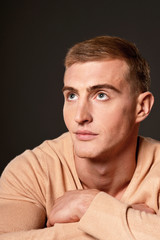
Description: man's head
xmin=65 ymin=35 xmax=150 ymax=94
xmin=63 ymin=36 xmax=154 ymax=160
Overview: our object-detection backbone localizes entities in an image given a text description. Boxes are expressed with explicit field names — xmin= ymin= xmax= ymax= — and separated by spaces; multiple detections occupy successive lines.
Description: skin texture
xmin=63 ymin=60 xmax=138 ymax=160
xmin=47 ymin=59 xmax=154 ymax=227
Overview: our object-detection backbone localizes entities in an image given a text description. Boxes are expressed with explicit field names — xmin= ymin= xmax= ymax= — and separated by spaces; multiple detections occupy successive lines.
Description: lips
xmin=75 ymin=130 xmax=98 ymax=141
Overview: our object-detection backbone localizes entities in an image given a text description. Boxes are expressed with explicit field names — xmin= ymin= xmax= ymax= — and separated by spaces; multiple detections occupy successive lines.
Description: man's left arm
xmin=47 ymin=190 xmax=160 ymax=240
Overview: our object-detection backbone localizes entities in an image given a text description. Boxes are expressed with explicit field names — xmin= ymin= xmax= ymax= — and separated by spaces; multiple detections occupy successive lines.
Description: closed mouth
xmin=75 ymin=131 xmax=98 ymax=140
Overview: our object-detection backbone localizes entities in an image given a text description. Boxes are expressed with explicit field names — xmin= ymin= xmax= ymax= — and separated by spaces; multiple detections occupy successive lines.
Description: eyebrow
xmin=62 ymin=84 xmax=121 ymax=94
xmin=87 ymin=84 xmax=121 ymax=93
xmin=62 ymin=86 xmax=78 ymax=93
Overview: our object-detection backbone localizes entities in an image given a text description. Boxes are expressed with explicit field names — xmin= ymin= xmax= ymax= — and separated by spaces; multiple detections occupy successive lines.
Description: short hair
xmin=64 ymin=36 xmax=151 ymax=93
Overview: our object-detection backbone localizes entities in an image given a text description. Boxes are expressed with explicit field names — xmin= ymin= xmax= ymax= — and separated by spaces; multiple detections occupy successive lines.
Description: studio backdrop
xmin=1 ymin=0 xmax=160 ymax=174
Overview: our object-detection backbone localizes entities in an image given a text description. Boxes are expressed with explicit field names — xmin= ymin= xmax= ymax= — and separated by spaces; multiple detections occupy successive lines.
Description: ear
xmin=135 ymin=91 xmax=154 ymax=123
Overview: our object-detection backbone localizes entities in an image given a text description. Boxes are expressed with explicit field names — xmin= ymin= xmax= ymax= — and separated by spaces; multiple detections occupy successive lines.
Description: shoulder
xmin=34 ymin=132 xmax=74 ymax=167
xmin=138 ymin=136 xmax=160 ymax=166
xmin=0 ymin=132 xmax=74 ymax=203
xmin=139 ymin=136 xmax=160 ymax=152
xmin=37 ymin=132 xmax=73 ymax=157
xmin=1 ymin=132 xmax=73 ymax=180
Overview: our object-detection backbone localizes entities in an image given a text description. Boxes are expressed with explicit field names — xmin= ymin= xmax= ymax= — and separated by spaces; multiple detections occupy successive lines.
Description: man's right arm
xmin=0 ymin=223 xmax=95 ymax=240
xmin=0 ymin=176 xmax=95 ymax=240
xmin=0 ymin=198 xmax=94 ymax=240
xmin=0 ymin=149 xmax=96 ymax=240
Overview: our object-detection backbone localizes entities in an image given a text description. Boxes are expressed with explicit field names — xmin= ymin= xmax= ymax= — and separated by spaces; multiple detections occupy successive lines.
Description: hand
xmin=47 ymin=189 xmax=99 ymax=227
xmin=131 ymin=203 xmax=156 ymax=214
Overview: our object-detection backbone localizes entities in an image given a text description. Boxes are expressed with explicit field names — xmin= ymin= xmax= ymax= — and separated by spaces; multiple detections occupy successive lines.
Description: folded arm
xmin=79 ymin=192 xmax=160 ymax=240
xmin=0 ymin=198 xmax=95 ymax=240
xmin=47 ymin=190 xmax=159 ymax=240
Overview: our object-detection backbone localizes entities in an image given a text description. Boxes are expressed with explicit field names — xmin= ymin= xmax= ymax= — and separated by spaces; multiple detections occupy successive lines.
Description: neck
xmin=75 ymin=135 xmax=138 ymax=200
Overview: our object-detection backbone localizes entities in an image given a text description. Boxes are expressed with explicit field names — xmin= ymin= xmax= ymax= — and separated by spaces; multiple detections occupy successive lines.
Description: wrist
xmin=77 ymin=189 xmax=99 ymax=219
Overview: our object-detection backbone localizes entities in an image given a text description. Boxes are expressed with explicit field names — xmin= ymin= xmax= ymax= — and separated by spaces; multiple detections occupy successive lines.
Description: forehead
xmin=64 ymin=59 xmax=130 ymax=89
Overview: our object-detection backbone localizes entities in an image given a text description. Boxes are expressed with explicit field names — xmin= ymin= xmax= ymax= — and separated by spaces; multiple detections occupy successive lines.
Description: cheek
xmin=63 ymin=105 xmax=73 ymax=130
xmin=63 ymin=106 xmax=68 ymax=127
xmin=113 ymin=106 xmax=136 ymax=133
xmin=99 ymin=106 xmax=133 ymax=133
xmin=102 ymin=115 xmax=122 ymax=133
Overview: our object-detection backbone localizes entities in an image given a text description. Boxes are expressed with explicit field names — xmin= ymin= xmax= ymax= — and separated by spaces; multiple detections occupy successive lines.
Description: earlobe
xmin=135 ymin=91 xmax=154 ymax=123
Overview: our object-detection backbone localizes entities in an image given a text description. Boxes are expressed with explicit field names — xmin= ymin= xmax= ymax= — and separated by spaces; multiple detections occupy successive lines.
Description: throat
xmin=75 ymin=155 xmax=136 ymax=200
xmin=80 ymin=175 xmax=130 ymax=200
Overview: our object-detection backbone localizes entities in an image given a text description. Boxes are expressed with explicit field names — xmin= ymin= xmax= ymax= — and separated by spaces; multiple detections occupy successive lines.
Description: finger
xmin=46 ymin=218 xmax=53 ymax=227
xmin=132 ymin=204 xmax=156 ymax=214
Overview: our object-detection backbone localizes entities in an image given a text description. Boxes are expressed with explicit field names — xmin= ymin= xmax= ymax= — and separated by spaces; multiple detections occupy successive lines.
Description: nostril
xmin=75 ymin=112 xmax=92 ymax=124
xmin=74 ymin=102 xmax=93 ymax=124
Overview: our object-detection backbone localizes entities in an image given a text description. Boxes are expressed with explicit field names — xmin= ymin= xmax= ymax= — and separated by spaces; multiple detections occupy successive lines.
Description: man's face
xmin=63 ymin=59 xmax=139 ymax=159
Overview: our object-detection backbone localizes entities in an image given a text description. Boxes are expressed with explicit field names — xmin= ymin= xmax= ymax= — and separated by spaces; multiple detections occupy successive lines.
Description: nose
xmin=74 ymin=100 xmax=93 ymax=125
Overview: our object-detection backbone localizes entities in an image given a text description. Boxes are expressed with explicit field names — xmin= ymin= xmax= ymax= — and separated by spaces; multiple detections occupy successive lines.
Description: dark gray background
xmin=1 ymin=0 xmax=160 ymax=175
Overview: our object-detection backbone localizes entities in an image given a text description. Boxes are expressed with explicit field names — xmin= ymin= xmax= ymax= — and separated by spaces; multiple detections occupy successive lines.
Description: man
xmin=0 ymin=36 xmax=159 ymax=240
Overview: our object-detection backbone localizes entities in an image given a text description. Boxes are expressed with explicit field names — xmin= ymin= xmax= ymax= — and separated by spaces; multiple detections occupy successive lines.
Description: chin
xmin=72 ymin=137 xmax=106 ymax=159
xmin=75 ymin=151 xmax=95 ymax=159
xmin=73 ymin=145 xmax=98 ymax=159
